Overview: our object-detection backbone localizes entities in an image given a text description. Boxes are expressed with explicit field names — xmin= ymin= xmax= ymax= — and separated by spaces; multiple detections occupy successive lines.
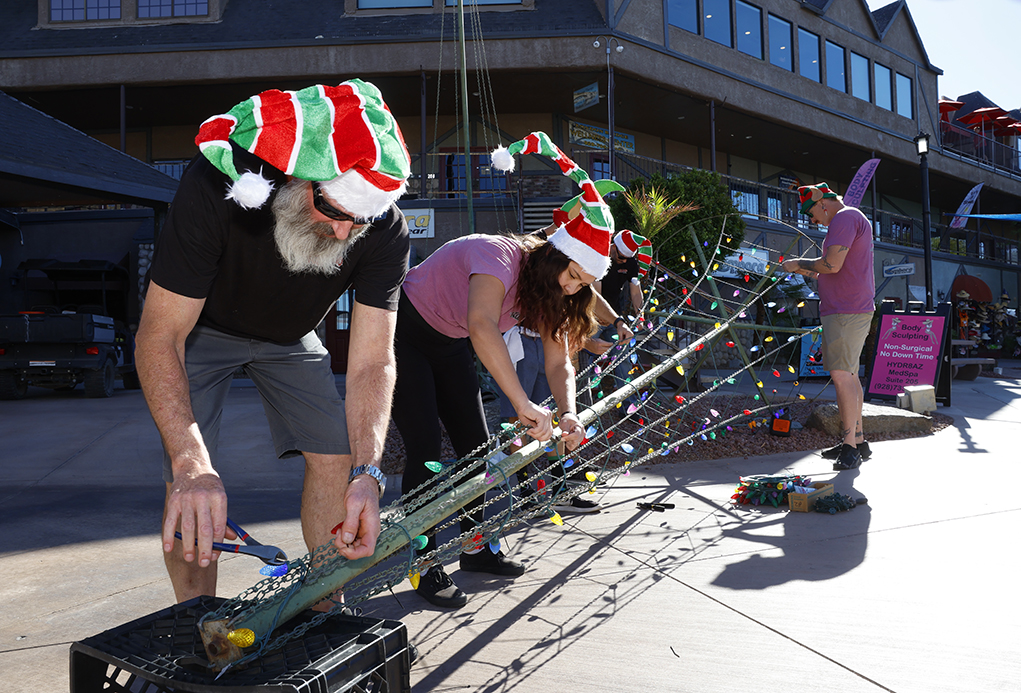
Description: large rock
xmin=805 ymin=402 xmax=931 ymax=436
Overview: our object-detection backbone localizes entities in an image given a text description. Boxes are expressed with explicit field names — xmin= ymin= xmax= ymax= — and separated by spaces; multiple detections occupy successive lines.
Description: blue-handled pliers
xmin=175 ymin=517 xmax=288 ymax=566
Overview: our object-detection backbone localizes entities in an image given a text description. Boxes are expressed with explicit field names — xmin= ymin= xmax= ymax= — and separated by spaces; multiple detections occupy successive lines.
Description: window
xmin=363 ymin=0 xmax=430 ymax=6
xmin=668 ymin=0 xmax=698 ymax=34
xmin=850 ymin=51 xmax=869 ymax=101
xmin=138 ymin=0 xmax=208 ymax=17
xmin=798 ymin=28 xmax=820 ymax=82
xmin=443 ymin=152 xmax=508 ymax=196
xmin=896 ymin=73 xmax=913 ymax=118
xmin=768 ymin=15 xmax=792 ymax=71
xmin=704 ymin=0 xmax=732 ymax=47
xmin=825 ymin=40 xmax=845 ymax=92
xmin=735 ymin=1 xmax=762 ymax=59
xmin=875 ymin=63 xmax=892 ymax=110
xmin=444 ymin=0 xmax=522 ymax=4
xmin=592 ymin=158 xmax=611 ymax=181
xmin=51 ymin=0 xmax=120 ymax=21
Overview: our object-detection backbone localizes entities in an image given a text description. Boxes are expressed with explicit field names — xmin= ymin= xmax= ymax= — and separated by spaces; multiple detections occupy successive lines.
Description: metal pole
xmin=457 ymin=0 xmax=475 ymax=232
xmin=920 ymin=151 xmax=933 ymax=309
xmin=420 ymin=68 xmax=427 ymax=199
xmin=608 ymin=62 xmax=615 ymax=180
xmin=119 ymin=84 xmax=126 ymax=153
xmin=709 ymin=100 xmax=717 ymax=173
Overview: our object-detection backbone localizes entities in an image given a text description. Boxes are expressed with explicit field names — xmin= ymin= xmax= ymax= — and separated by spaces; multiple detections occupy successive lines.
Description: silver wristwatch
xmin=349 ymin=464 xmax=386 ymax=498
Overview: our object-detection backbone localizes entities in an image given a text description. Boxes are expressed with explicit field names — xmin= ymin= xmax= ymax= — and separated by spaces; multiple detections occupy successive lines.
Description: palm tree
xmin=621 ymin=186 xmax=698 ymax=240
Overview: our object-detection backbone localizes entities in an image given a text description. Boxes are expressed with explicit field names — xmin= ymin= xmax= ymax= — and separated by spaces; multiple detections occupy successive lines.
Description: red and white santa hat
xmin=194 ymin=80 xmax=411 ymax=217
xmin=492 ymin=132 xmax=612 ymax=279
xmin=613 ymin=229 xmax=653 ymax=277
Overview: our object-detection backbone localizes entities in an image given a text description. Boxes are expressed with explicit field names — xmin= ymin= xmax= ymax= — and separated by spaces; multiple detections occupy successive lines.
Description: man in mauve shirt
xmin=782 ymin=183 xmax=875 ymax=471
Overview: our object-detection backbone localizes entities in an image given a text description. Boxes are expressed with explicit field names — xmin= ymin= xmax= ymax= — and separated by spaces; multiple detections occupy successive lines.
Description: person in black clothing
xmin=135 ymin=81 xmax=412 ymax=603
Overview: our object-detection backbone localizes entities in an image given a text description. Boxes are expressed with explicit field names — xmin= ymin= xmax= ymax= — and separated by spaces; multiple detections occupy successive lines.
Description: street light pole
xmin=593 ymin=36 xmax=623 ymax=180
xmin=914 ymin=132 xmax=933 ymax=310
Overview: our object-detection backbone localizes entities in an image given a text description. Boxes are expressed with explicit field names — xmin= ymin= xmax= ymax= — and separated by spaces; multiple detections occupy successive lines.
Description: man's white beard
xmin=272 ymin=179 xmax=369 ymax=275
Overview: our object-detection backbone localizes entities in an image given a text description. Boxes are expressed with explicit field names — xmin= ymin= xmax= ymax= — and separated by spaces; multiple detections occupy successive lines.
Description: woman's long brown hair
xmin=513 ymin=234 xmax=598 ymax=353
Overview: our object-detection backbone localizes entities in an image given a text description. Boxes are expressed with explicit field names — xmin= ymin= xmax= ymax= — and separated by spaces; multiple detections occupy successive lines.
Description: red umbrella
xmin=939 ymin=98 xmax=964 ymax=122
xmin=956 ymin=106 xmax=1008 ymax=138
xmin=991 ymin=115 xmax=1020 ymax=138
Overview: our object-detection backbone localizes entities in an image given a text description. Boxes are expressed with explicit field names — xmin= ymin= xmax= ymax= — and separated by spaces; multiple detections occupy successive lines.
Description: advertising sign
xmin=573 ymin=83 xmax=600 ymax=112
xmin=866 ymin=313 xmax=945 ymax=397
xmin=402 ymin=209 xmax=435 ymax=238
xmin=842 ymin=158 xmax=880 ymax=209
xmin=568 ymin=121 xmax=635 ymax=154
xmin=882 ymin=263 xmax=916 ymax=278
xmin=712 ymin=247 xmax=767 ymax=279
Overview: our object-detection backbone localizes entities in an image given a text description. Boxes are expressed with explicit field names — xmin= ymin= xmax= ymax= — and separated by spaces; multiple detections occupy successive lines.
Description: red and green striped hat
xmin=614 ymin=229 xmax=653 ymax=277
xmin=491 ymin=131 xmax=612 ymax=279
xmin=195 ymin=80 xmax=410 ymax=216
xmin=798 ymin=182 xmax=838 ymax=215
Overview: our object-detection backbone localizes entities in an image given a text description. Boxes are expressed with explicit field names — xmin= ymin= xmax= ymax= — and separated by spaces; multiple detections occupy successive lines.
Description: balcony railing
xmin=940 ymin=121 xmax=1021 ymax=175
xmin=401 ymin=148 xmax=1019 ymax=266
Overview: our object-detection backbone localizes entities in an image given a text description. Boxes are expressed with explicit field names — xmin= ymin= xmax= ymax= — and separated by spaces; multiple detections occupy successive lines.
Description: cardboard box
xmin=787 ymin=482 xmax=834 ymax=512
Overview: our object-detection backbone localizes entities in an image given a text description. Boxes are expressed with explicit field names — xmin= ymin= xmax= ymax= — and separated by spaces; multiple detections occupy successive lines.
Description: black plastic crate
xmin=69 ymin=597 xmax=411 ymax=693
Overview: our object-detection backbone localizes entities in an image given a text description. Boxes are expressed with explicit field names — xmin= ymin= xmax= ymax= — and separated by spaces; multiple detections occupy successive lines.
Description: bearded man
xmin=136 ymin=81 xmax=411 ymax=603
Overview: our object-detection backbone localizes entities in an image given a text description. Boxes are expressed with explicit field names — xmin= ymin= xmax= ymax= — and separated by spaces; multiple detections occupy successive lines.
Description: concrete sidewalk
xmin=1 ymin=368 xmax=1019 ymax=692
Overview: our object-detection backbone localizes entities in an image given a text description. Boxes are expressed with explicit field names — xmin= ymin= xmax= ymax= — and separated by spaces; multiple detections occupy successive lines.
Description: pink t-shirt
xmin=817 ymin=206 xmax=875 ymax=316
xmin=403 ymin=234 xmax=524 ymax=338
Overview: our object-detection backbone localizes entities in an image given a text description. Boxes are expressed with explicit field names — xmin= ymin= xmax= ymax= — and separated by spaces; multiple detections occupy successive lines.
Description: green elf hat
xmin=492 ymin=131 xmax=612 ymax=279
xmin=614 ymin=229 xmax=653 ymax=277
xmin=194 ymin=80 xmax=411 ymax=216
xmin=798 ymin=182 xmax=839 ymax=215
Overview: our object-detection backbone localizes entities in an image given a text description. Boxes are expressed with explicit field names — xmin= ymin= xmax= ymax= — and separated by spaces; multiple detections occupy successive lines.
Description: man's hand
xmin=781 ymin=258 xmax=819 ymax=279
xmin=333 ymin=476 xmax=381 ymax=560
xmin=559 ymin=412 xmax=585 ymax=450
xmin=163 ymin=468 xmax=228 ymax=567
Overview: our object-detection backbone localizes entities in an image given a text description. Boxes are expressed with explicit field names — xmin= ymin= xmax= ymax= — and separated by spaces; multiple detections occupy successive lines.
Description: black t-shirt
xmin=150 ymin=149 xmax=409 ymax=345
xmin=600 ymin=256 xmax=640 ymax=315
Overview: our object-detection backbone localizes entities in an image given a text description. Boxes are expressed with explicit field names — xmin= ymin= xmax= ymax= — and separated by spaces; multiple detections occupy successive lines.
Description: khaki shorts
xmin=821 ymin=312 xmax=873 ymax=373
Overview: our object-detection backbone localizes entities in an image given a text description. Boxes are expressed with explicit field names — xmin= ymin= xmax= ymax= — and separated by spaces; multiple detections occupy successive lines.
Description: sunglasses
xmin=312 ymin=182 xmax=370 ymax=227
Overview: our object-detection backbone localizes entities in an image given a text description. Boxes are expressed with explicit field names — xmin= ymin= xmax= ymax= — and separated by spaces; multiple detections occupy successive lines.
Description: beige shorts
xmin=821 ymin=312 xmax=873 ymax=373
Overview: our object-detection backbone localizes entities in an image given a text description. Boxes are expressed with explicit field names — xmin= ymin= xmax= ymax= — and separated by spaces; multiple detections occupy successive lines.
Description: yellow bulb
xmin=799 ymin=394 xmax=806 ymax=400
xmin=797 ymin=301 xmax=805 ymax=308
xmin=652 ymin=298 xmax=660 ymax=305
xmin=715 ymin=322 xmax=721 ymax=329
xmin=667 ymin=331 xmax=674 ymax=341
xmin=585 ymin=471 xmax=597 ymax=482
xmin=756 ymin=381 xmax=763 ymax=388
xmin=227 ymin=628 xmax=256 ymax=648
xmin=550 ymin=512 xmax=564 ymax=526
xmin=713 ymin=263 xmax=719 ymax=270
xmin=788 ymin=366 xmax=796 ymax=373
xmin=409 ymin=571 xmax=421 ymax=589
xmin=765 ymin=336 xmax=774 ymax=342
xmin=675 ymin=366 xmax=685 ymax=375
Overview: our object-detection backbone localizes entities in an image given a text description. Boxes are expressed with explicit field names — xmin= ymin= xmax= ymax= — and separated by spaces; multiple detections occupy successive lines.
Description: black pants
xmin=392 ymin=294 xmax=489 ymax=555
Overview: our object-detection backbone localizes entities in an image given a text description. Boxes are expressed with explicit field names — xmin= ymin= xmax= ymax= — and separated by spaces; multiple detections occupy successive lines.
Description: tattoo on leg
xmin=841 ymin=427 xmax=851 ymax=439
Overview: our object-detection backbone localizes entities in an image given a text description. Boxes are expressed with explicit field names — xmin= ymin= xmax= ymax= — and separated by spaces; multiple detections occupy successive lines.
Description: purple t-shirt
xmin=817 ymin=206 xmax=875 ymax=316
xmin=404 ymin=234 xmax=524 ymax=338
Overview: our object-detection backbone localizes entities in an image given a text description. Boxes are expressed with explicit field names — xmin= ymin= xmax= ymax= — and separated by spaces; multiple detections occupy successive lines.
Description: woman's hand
xmin=558 ymin=412 xmax=585 ymax=450
xmin=515 ymin=400 xmax=554 ymax=442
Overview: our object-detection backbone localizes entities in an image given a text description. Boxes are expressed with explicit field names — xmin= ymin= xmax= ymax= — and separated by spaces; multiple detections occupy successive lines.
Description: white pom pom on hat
xmin=226 ymin=170 xmax=276 ymax=210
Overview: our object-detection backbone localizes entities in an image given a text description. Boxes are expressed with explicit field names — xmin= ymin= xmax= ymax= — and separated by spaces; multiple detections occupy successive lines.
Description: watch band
xmin=349 ymin=464 xmax=386 ymax=499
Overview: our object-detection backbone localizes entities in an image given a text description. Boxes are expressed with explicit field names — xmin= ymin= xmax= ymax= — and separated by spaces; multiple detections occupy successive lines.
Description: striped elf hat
xmin=614 ymin=229 xmax=653 ymax=277
xmin=195 ymin=80 xmax=411 ymax=216
xmin=492 ymin=131 xmax=612 ymax=279
xmin=797 ymin=182 xmax=838 ymax=215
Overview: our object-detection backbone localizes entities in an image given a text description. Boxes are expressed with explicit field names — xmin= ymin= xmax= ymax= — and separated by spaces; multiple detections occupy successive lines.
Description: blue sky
xmin=890 ymin=0 xmax=1020 ymax=110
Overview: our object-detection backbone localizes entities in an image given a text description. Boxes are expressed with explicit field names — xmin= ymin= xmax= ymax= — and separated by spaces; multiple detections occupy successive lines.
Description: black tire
xmin=85 ymin=359 xmax=116 ymax=398
xmin=0 ymin=371 xmax=28 ymax=400
xmin=121 ymin=368 xmax=141 ymax=390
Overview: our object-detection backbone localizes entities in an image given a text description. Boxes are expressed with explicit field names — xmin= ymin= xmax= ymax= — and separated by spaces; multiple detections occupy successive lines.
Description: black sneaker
xmin=832 ymin=444 xmax=862 ymax=470
xmin=822 ymin=440 xmax=871 ymax=460
xmin=416 ymin=566 xmax=467 ymax=609
xmin=459 ymin=547 xmax=525 ymax=576
xmin=552 ymin=497 xmax=601 ymax=514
